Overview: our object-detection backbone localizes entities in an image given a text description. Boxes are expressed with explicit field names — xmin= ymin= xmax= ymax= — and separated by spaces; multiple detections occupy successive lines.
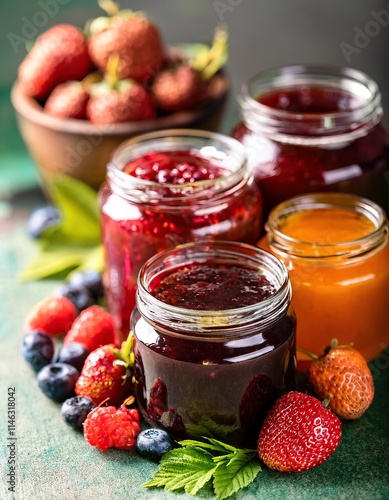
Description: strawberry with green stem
xmin=87 ymin=0 xmax=164 ymax=82
xmin=75 ymin=331 xmax=135 ymax=406
xmin=86 ymin=55 xmax=155 ymax=124
xmin=152 ymin=26 xmax=228 ymax=112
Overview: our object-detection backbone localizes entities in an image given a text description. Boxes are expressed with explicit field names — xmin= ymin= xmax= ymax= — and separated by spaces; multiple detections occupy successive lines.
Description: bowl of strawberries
xmin=11 ymin=1 xmax=229 ymax=191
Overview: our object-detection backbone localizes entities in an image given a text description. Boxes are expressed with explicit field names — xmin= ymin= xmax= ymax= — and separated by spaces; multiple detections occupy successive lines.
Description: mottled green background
xmin=1 ymin=1 xmax=389 ymax=499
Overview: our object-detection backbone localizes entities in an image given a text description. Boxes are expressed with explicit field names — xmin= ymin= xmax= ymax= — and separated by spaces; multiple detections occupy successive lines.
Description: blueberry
xmin=27 ymin=205 xmax=61 ymax=239
xmin=21 ymin=331 xmax=55 ymax=372
xmin=137 ymin=428 xmax=173 ymax=461
xmin=37 ymin=363 xmax=79 ymax=403
xmin=61 ymin=396 xmax=96 ymax=430
xmin=55 ymin=282 xmax=95 ymax=312
xmin=57 ymin=343 xmax=89 ymax=372
xmin=68 ymin=271 xmax=104 ymax=301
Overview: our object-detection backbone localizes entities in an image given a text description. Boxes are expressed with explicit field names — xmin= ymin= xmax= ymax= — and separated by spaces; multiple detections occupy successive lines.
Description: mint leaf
xmin=213 ymin=451 xmax=261 ymax=500
xmin=143 ymin=447 xmax=217 ymax=494
xmin=143 ymin=437 xmax=261 ymax=499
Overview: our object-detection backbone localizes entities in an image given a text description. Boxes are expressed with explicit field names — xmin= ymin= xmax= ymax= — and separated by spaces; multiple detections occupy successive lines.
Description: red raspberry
xmin=84 ymin=404 xmax=141 ymax=451
xmin=25 ymin=296 xmax=77 ymax=335
xmin=64 ymin=306 xmax=115 ymax=352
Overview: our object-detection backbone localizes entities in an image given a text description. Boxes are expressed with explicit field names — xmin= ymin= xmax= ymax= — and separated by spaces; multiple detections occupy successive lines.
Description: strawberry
xmin=84 ymin=401 xmax=141 ymax=451
xmin=18 ymin=24 xmax=91 ymax=100
xmin=152 ymin=65 xmax=205 ymax=112
xmin=44 ymin=81 xmax=89 ymax=119
xmin=75 ymin=333 xmax=134 ymax=406
xmin=64 ymin=305 xmax=115 ymax=352
xmin=307 ymin=339 xmax=375 ymax=420
xmin=258 ymin=391 xmax=342 ymax=472
xmin=87 ymin=0 xmax=164 ymax=82
xmin=86 ymin=56 xmax=155 ymax=124
xmin=152 ymin=26 xmax=228 ymax=112
xmin=25 ymin=296 xmax=77 ymax=335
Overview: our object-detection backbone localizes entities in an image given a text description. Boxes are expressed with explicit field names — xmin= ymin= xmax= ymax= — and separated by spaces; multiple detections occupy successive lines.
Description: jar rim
xmin=135 ymin=240 xmax=291 ymax=338
xmin=107 ymin=129 xmax=249 ymax=204
xmin=239 ymin=64 xmax=382 ymax=143
xmin=266 ymin=192 xmax=388 ymax=261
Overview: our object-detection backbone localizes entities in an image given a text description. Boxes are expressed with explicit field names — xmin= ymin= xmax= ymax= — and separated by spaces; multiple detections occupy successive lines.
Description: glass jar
xmin=99 ymin=129 xmax=263 ymax=343
xmin=132 ymin=240 xmax=296 ymax=447
xmin=258 ymin=192 xmax=389 ymax=361
xmin=232 ymin=64 xmax=389 ymax=219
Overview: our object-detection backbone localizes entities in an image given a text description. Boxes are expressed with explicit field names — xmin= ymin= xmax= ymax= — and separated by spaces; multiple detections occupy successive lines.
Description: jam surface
xmin=151 ymin=263 xmax=275 ymax=310
xmin=279 ymin=207 xmax=375 ymax=246
xmin=124 ymin=149 xmax=227 ymax=183
xmin=258 ymin=87 xmax=358 ymax=114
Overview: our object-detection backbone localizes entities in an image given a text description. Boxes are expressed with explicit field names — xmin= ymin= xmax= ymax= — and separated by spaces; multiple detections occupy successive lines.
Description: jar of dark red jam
xmin=99 ymin=130 xmax=262 ymax=342
xmin=232 ymin=65 xmax=389 ymax=219
xmin=258 ymin=192 xmax=389 ymax=361
xmin=132 ymin=241 xmax=296 ymax=447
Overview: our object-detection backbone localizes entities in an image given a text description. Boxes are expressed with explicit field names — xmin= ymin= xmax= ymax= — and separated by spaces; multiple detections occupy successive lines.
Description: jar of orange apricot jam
xmin=132 ymin=241 xmax=296 ymax=446
xmin=99 ymin=130 xmax=262 ymax=342
xmin=258 ymin=192 xmax=389 ymax=360
xmin=232 ymin=65 xmax=389 ymax=219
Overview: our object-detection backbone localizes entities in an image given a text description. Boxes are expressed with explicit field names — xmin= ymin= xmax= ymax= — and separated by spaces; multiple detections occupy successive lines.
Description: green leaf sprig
xmin=143 ymin=437 xmax=261 ymax=499
xmin=20 ymin=175 xmax=103 ymax=281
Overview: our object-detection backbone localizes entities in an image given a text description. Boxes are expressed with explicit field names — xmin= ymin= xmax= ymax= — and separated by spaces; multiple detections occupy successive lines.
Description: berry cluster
xmin=21 ymin=276 xmax=375 ymax=471
xmin=17 ymin=1 xmax=227 ymax=124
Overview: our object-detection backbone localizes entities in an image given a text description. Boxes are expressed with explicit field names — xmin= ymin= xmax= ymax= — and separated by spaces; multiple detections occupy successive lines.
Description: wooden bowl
xmin=10 ymin=73 xmax=229 ymax=191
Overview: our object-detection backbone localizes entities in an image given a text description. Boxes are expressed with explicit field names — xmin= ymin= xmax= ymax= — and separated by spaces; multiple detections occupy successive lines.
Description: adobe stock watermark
xmin=7 ymin=0 xmax=71 ymax=54
xmin=213 ymin=0 xmax=244 ymax=21
xmin=340 ymin=6 xmax=389 ymax=63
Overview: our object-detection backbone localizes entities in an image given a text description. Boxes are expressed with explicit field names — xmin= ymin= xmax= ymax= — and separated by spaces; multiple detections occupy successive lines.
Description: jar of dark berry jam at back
xmin=99 ymin=130 xmax=262 ymax=342
xmin=232 ymin=64 xmax=389 ymax=219
xmin=132 ymin=241 xmax=296 ymax=447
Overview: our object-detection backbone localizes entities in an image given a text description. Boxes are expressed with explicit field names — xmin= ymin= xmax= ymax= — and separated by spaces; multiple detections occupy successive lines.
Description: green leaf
xmin=47 ymin=175 xmax=101 ymax=246
xmin=179 ymin=437 xmax=239 ymax=454
xmin=19 ymin=244 xmax=102 ymax=281
xmin=213 ymin=451 xmax=261 ymax=500
xmin=143 ymin=447 xmax=217 ymax=494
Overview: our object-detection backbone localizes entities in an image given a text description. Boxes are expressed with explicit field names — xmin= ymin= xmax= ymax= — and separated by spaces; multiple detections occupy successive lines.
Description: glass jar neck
xmin=136 ymin=241 xmax=291 ymax=339
xmin=107 ymin=129 xmax=250 ymax=208
xmin=266 ymin=193 xmax=388 ymax=263
xmin=239 ymin=65 xmax=383 ymax=146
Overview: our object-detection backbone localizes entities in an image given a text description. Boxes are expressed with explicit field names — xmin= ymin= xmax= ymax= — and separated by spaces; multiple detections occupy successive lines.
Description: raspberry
xmin=64 ymin=306 xmax=115 ymax=352
xmin=25 ymin=296 xmax=77 ymax=335
xmin=84 ymin=404 xmax=141 ymax=451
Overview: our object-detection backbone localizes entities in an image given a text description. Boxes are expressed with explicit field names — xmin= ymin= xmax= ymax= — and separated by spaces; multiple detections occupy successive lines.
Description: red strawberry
xmin=84 ymin=402 xmax=141 ymax=451
xmin=258 ymin=391 xmax=342 ymax=472
xmin=87 ymin=1 xmax=164 ymax=82
xmin=75 ymin=333 xmax=134 ymax=406
xmin=25 ymin=296 xmax=77 ymax=335
xmin=86 ymin=56 xmax=155 ymax=124
xmin=152 ymin=26 xmax=227 ymax=112
xmin=44 ymin=81 xmax=89 ymax=119
xmin=307 ymin=340 xmax=375 ymax=420
xmin=152 ymin=65 xmax=205 ymax=112
xmin=18 ymin=24 xmax=91 ymax=100
xmin=64 ymin=305 xmax=115 ymax=352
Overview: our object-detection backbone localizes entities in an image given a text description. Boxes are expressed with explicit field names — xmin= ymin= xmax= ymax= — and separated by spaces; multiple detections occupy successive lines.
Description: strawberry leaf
xmin=143 ymin=437 xmax=261 ymax=499
xmin=143 ymin=447 xmax=217 ymax=494
xmin=213 ymin=451 xmax=261 ymax=500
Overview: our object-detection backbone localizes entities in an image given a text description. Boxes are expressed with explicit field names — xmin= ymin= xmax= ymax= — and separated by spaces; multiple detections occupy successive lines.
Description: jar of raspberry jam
xmin=132 ymin=241 xmax=296 ymax=447
xmin=258 ymin=192 xmax=389 ymax=361
xmin=99 ymin=130 xmax=262 ymax=342
xmin=232 ymin=65 xmax=389 ymax=219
